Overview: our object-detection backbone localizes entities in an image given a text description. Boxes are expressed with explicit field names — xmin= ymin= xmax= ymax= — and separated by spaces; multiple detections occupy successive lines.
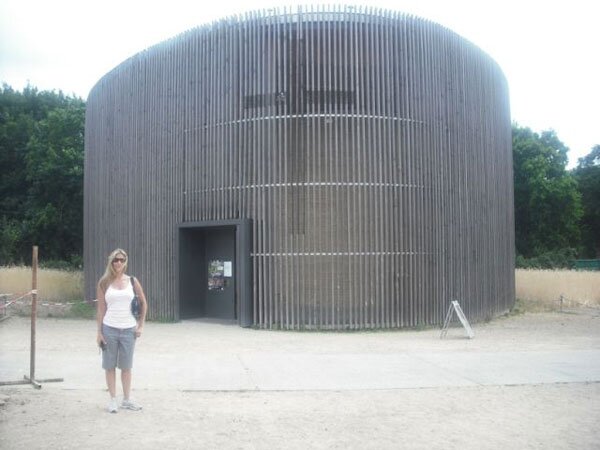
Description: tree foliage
xmin=512 ymin=124 xmax=583 ymax=260
xmin=573 ymin=145 xmax=600 ymax=257
xmin=0 ymin=84 xmax=85 ymax=266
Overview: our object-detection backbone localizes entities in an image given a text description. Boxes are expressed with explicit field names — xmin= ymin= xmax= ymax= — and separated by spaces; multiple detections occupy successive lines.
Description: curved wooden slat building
xmin=84 ymin=6 xmax=514 ymax=329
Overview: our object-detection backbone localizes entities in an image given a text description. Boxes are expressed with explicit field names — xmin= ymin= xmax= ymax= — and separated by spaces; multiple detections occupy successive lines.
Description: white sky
xmin=1 ymin=0 xmax=598 ymax=168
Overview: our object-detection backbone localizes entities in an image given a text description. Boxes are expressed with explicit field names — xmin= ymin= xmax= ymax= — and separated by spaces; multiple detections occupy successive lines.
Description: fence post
xmin=0 ymin=246 xmax=63 ymax=388
xmin=30 ymin=246 xmax=38 ymax=384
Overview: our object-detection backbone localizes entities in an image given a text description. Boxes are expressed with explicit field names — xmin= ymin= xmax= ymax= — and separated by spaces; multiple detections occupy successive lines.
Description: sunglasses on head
xmin=112 ymin=257 xmax=126 ymax=263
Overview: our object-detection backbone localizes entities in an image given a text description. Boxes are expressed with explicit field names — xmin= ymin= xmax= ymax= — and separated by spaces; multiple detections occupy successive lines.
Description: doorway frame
xmin=177 ymin=219 xmax=252 ymax=326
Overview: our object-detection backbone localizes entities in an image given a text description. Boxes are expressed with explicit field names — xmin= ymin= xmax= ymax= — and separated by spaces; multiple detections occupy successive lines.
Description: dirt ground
xmin=1 ymin=308 xmax=599 ymax=449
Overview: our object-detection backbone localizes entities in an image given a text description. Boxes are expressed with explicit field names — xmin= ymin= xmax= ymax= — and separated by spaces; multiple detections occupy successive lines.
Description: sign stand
xmin=0 ymin=246 xmax=63 ymax=389
xmin=440 ymin=300 xmax=474 ymax=339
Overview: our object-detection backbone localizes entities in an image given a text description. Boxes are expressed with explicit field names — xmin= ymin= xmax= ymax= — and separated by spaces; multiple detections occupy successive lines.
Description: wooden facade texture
xmin=84 ymin=6 xmax=514 ymax=328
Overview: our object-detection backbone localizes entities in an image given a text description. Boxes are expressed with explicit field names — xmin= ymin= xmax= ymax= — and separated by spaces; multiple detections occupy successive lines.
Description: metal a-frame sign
xmin=440 ymin=300 xmax=475 ymax=339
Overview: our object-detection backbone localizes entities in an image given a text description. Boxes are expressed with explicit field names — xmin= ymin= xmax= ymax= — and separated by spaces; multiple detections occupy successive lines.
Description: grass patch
xmin=153 ymin=317 xmax=177 ymax=323
xmin=509 ymin=297 xmax=556 ymax=316
xmin=5 ymin=299 xmax=96 ymax=320
xmin=66 ymin=301 xmax=96 ymax=319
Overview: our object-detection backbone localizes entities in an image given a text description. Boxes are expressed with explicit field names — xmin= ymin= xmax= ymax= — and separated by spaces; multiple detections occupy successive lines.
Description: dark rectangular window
xmin=243 ymin=89 xmax=354 ymax=110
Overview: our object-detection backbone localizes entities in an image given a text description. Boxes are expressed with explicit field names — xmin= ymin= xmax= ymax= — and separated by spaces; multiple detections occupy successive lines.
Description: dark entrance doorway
xmin=178 ymin=220 xmax=252 ymax=326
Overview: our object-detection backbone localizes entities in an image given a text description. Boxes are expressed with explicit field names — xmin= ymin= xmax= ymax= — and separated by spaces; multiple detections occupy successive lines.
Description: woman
xmin=96 ymin=248 xmax=147 ymax=413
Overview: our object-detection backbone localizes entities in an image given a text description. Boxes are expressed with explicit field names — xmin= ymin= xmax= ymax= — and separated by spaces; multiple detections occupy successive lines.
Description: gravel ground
xmin=1 ymin=309 xmax=599 ymax=449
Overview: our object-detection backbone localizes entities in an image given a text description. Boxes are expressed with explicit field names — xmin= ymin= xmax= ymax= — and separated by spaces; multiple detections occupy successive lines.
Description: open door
xmin=178 ymin=220 xmax=252 ymax=326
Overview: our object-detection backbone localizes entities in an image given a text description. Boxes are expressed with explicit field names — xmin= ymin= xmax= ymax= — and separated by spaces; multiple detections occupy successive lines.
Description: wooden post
xmin=30 ymin=246 xmax=38 ymax=385
xmin=0 ymin=245 xmax=63 ymax=388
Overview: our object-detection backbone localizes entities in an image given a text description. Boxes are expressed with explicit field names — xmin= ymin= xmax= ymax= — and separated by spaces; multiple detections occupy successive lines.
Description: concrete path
xmin=136 ymin=349 xmax=600 ymax=391
xmin=0 ymin=316 xmax=600 ymax=391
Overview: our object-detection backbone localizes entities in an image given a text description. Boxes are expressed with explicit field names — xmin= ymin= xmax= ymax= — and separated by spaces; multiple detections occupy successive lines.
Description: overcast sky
xmin=1 ymin=0 xmax=597 ymax=168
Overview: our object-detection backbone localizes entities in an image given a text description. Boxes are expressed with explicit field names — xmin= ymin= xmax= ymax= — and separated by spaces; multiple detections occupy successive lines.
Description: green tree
xmin=512 ymin=125 xmax=582 ymax=260
xmin=573 ymin=145 xmax=600 ymax=258
xmin=0 ymin=84 xmax=85 ymax=265
xmin=0 ymin=86 xmax=35 ymax=261
xmin=25 ymin=103 xmax=85 ymax=262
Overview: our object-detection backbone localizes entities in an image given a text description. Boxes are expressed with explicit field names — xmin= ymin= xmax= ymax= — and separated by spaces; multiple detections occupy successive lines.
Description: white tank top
xmin=103 ymin=277 xmax=137 ymax=329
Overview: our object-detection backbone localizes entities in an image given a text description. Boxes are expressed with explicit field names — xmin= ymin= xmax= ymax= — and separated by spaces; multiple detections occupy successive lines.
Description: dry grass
xmin=2 ymin=266 xmax=598 ymax=314
xmin=0 ymin=266 xmax=84 ymax=302
xmin=515 ymin=269 xmax=600 ymax=310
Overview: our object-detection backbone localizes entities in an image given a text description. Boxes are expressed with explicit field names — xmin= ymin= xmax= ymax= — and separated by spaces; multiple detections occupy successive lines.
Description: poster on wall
xmin=208 ymin=260 xmax=225 ymax=290
xmin=224 ymin=261 xmax=232 ymax=277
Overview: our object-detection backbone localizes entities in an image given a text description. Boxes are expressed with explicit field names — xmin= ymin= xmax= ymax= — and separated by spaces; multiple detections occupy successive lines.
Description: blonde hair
xmin=98 ymin=248 xmax=128 ymax=293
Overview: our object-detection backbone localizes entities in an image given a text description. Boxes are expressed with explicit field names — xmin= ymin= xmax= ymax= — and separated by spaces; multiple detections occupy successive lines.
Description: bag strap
xmin=130 ymin=276 xmax=137 ymax=296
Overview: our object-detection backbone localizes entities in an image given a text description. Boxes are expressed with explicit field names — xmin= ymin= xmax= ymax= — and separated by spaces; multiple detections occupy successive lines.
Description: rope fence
xmin=1 ymin=293 xmax=97 ymax=309
xmin=557 ymin=294 xmax=599 ymax=311
xmin=1 ymin=291 xmax=97 ymax=321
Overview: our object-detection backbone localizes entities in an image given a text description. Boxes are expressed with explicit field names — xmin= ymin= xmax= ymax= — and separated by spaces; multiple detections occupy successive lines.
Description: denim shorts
xmin=102 ymin=324 xmax=136 ymax=370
